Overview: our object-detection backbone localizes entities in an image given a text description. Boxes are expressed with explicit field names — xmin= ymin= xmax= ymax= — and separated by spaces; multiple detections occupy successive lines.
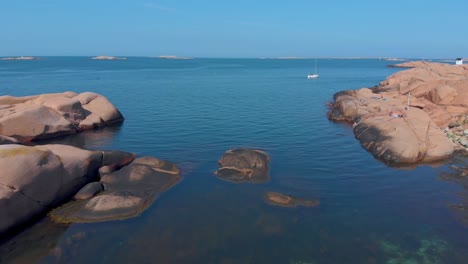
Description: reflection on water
xmin=35 ymin=125 xmax=123 ymax=150
xmin=0 ymin=219 xmax=69 ymax=264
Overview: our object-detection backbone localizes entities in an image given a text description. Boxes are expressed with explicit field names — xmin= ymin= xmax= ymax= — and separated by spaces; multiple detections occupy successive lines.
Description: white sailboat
xmin=307 ymin=59 xmax=319 ymax=79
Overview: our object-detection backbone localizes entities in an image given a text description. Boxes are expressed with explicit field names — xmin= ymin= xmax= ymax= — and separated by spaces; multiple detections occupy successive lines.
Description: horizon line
xmin=0 ymin=55 xmax=462 ymax=60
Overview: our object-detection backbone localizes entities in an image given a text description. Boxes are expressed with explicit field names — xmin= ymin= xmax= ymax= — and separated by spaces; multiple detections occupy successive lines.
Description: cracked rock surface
xmin=328 ymin=61 xmax=468 ymax=164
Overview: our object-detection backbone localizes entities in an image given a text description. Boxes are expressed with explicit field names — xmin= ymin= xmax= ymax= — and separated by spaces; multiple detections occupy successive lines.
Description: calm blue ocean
xmin=0 ymin=57 xmax=467 ymax=263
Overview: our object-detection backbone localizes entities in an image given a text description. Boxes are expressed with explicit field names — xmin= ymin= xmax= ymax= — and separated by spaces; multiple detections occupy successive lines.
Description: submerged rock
xmin=74 ymin=182 xmax=103 ymax=200
xmin=49 ymin=157 xmax=181 ymax=223
xmin=264 ymin=192 xmax=319 ymax=208
xmin=0 ymin=92 xmax=124 ymax=142
xmin=214 ymin=148 xmax=270 ymax=183
xmin=378 ymin=236 xmax=450 ymax=264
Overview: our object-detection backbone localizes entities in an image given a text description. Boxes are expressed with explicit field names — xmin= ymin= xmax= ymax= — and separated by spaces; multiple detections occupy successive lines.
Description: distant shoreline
xmin=0 ymin=56 xmax=465 ymax=62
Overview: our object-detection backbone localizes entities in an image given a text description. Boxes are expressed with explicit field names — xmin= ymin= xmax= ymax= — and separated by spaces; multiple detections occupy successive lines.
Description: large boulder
xmin=328 ymin=62 xmax=467 ymax=164
xmin=215 ymin=148 xmax=270 ymax=183
xmin=0 ymin=92 xmax=124 ymax=142
xmin=0 ymin=144 xmax=135 ymax=236
xmin=49 ymin=157 xmax=181 ymax=223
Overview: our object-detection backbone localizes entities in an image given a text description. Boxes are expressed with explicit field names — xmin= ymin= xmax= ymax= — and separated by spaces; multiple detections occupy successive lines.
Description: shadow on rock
xmin=214 ymin=148 xmax=270 ymax=183
xmin=49 ymin=157 xmax=182 ymax=223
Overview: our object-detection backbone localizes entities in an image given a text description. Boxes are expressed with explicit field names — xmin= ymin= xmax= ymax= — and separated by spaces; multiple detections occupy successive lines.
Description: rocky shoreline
xmin=5 ymin=61 xmax=465 ymax=238
xmin=328 ymin=61 xmax=468 ymax=164
xmin=0 ymin=93 xmax=320 ymax=237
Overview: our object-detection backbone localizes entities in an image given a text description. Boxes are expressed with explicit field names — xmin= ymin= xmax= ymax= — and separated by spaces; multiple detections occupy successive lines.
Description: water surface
xmin=1 ymin=57 xmax=467 ymax=263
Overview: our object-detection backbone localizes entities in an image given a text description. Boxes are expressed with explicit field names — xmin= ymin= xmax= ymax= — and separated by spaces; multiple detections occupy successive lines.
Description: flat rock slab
xmin=49 ymin=157 xmax=182 ymax=223
xmin=264 ymin=192 xmax=319 ymax=208
xmin=215 ymin=148 xmax=270 ymax=183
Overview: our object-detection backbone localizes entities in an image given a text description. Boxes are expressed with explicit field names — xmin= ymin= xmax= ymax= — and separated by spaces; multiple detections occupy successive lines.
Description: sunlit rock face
xmin=0 ymin=92 xmax=124 ymax=142
xmin=328 ymin=61 xmax=468 ymax=164
xmin=214 ymin=148 xmax=270 ymax=183
xmin=49 ymin=157 xmax=182 ymax=223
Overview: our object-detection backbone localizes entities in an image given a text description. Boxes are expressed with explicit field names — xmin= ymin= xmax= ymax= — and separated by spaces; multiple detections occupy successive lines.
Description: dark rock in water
xmin=264 ymin=192 xmax=319 ymax=208
xmin=214 ymin=148 xmax=270 ymax=183
xmin=74 ymin=182 xmax=103 ymax=200
xmin=49 ymin=157 xmax=182 ymax=223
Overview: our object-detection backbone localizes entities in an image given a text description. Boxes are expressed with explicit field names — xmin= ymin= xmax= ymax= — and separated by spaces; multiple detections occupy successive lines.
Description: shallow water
xmin=1 ymin=58 xmax=467 ymax=263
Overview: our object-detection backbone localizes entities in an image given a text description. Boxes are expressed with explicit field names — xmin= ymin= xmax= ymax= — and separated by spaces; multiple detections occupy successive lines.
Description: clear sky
xmin=1 ymin=0 xmax=466 ymax=58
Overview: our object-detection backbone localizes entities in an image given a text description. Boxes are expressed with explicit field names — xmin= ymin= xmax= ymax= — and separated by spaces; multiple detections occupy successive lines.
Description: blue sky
xmin=1 ymin=0 xmax=466 ymax=58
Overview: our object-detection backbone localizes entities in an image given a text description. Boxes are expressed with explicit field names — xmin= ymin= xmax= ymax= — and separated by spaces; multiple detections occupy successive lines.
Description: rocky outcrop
xmin=49 ymin=157 xmax=181 ymax=223
xmin=328 ymin=61 xmax=468 ymax=164
xmin=214 ymin=148 xmax=270 ymax=183
xmin=0 ymin=144 xmax=135 ymax=236
xmin=91 ymin=56 xmax=127 ymax=60
xmin=0 ymin=92 xmax=124 ymax=142
xmin=0 ymin=56 xmax=40 ymax=60
xmin=264 ymin=192 xmax=319 ymax=208
xmin=157 ymin=55 xmax=193 ymax=60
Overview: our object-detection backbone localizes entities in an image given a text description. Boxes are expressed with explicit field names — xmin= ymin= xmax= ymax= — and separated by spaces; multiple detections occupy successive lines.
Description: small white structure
xmin=455 ymin=58 xmax=463 ymax=65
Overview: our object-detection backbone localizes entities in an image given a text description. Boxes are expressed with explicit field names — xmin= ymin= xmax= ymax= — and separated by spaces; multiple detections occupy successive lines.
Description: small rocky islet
xmin=214 ymin=148 xmax=270 ymax=183
xmin=0 ymin=56 xmax=40 ymax=60
xmin=90 ymin=55 xmax=127 ymax=60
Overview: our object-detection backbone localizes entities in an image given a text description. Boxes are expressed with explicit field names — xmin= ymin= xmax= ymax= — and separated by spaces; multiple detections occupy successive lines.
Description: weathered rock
xmin=328 ymin=61 xmax=467 ymax=164
xmin=0 ymin=144 xmax=135 ymax=236
xmin=263 ymin=192 xmax=319 ymax=208
xmin=214 ymin=148 xmax=270 ymax=183
xmin=0 ymin=135 xmax=20 ymax=145
xmin=49 ymin=157 xmax=181 ymax=223
xmin=74 ymin=182 xmax=103 ymax=200
xmin=0 ymin=92 xmax=124 ymax=142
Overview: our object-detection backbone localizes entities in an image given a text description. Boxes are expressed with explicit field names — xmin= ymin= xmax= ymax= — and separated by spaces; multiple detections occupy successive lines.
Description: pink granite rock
xmin=0 ymin=92 xmax=124 ymax=142
xmin=329 ymin=61 xmax=468 ymax=163
xmin=0 ymin=144 xmax=135 ymax=235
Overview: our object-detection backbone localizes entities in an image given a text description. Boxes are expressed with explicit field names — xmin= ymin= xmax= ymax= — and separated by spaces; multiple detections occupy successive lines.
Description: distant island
xmin=383 ymin=57 xmax=407 ymax=62
xmin=91 ymin=56 xmax=127 ymax=60
xmin=0 ymin=56 xmax=40 ymax=60
xmin=156 ymin=55 xmax=193 ymax=60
